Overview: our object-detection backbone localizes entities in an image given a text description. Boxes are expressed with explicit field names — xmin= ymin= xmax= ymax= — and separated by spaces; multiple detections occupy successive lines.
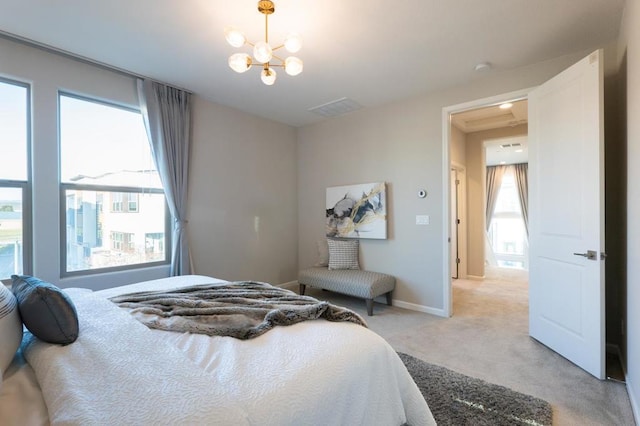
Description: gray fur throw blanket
xmin=109 ymin=281 xmax=367 ymax=340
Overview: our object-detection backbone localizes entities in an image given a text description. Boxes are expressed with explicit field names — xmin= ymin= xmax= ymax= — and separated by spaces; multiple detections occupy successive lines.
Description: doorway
xmin=446 ymin=97 xmax=530 ymax=305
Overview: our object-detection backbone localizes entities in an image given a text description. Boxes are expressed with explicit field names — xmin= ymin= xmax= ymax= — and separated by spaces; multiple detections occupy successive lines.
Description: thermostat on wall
xmin=418 ymin=189 xmax=427 ymax=198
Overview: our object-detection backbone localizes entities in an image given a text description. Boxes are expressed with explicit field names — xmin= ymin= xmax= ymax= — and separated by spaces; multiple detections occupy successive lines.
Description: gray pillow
xmin=11 ymin=275 xmax=79 ymax=345
xmin=327 ymin=239 xmax=360 ymax=270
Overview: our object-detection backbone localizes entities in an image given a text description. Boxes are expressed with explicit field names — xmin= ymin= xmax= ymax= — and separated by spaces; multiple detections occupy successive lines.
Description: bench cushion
xmin=298 ymin=267 xmax=395 ymax=300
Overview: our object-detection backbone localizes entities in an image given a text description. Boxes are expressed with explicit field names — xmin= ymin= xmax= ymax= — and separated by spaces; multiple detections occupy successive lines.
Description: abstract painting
xmin=326 ymin=182 xmax=387 ymax=239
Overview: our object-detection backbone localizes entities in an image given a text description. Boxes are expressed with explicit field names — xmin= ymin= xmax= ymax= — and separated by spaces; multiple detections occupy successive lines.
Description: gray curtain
xmin=486 ymin=165 xmax=508 ymax=231
xmin=513 ymin=163 xmax=529 ymax=236
xmin=137 ymin=79 xmax=192 ymax=276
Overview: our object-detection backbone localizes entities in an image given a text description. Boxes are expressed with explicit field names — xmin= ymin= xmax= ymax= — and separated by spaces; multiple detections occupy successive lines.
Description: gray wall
xmin=188 ymin=97 xmax=298 ymax=284
xmin=619 ymin=0 xmax=640 ymax=418
xmin=297 ymin=50 xmax=602 ymax=314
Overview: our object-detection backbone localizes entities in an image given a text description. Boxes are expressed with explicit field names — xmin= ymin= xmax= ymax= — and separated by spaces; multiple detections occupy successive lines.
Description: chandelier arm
xmin=271 ymin=53 xmax=285 ymax=63
xmin=272 ymin=44 xmax=285 ymax=51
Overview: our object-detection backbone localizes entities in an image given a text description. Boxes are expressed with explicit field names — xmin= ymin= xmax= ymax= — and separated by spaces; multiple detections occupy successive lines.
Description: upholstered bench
xmin=298 ymin=267 xmax=396 ymax=316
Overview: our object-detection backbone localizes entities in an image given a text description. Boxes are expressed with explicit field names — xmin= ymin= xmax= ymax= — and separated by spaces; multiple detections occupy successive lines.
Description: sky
xmin=0 ymin=80 xmax=159 ymax=201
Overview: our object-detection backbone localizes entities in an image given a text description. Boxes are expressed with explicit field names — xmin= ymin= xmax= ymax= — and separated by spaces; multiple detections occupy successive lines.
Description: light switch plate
xmin=416 ymin=215 xmax=430 ymax=225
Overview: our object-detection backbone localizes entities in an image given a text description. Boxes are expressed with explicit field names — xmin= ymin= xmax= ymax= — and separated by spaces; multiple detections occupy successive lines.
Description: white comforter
xmin=18 ymin=276 xmax=435 ymax=425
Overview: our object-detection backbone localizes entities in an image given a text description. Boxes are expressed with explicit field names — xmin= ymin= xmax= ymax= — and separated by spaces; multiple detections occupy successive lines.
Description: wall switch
xmin=416 ymin=215 xmax=430 ymax=225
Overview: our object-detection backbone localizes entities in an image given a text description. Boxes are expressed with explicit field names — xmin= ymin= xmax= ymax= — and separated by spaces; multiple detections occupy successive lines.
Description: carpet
xmin=398 ymin=352 xmax=553 ymax=426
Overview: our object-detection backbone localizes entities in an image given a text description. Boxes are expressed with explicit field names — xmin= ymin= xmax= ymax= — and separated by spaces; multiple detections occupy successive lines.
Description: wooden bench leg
xmin=366 ymin=299 xmax=374 ymax=316
xmin=299 ymin=283 xmax=306 ymax=295
xmin=385 ymin=291 xmax=393 ymax=306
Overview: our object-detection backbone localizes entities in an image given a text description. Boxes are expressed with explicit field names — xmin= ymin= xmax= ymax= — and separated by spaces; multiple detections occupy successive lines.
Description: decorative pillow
xmin=314 ymin=239 xmax=330 ymax=267
xmin=0 ymin=284 xmax=23 ymax=378
xmin=11 ymin=275 xmax=79 ymax=345
xmin=327 ymin=239 xmax=360 ymax=270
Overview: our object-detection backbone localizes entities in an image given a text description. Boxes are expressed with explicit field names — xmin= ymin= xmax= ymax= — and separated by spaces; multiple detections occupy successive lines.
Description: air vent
xmin=308 ymin=97 xmax=362 ymax=117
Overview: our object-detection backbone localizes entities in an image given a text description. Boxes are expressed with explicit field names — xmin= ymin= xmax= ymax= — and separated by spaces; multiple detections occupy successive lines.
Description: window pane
xmin=488 ymin=168 xmax=527 ymax=271
xmin=65 ymin=189 xmax=166 ymax=272
xmin=494 ymin=174 xmax=521 ymax=214
xmin=489 ymin=218 xmax=526 ymax=255
xmin=0 ymin=188 xmax=24 ymax=278
xmin=59 ymin=95 xmax=161 ymax=189
xmin=0 ymin=81 xmax=28 ymax=180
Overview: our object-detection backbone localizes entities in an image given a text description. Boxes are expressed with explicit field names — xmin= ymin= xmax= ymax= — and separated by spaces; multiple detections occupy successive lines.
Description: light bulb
xmin=261 ymin=68 xmax=277 ymax=85
xmin=284 ymin=57 xmax=303 ymax=76
xmin=224 ymin=27 xmax=246 ymax=48
xmin=228 ymin=53 xmax=252 ymax=73
xmin=284 ymin=33 xmax=302 ymax=53
xmin=253 ymin=41 xmax=273 ymax=63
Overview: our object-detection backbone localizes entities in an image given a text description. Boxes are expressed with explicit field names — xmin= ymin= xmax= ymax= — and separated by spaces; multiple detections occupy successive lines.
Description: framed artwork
xmin=326 ymin=182 xmax=387 ymax=239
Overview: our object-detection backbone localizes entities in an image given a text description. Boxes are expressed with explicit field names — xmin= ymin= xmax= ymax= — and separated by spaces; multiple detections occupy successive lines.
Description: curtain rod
xmin=0 ymin=30 xmax=193 ymax=94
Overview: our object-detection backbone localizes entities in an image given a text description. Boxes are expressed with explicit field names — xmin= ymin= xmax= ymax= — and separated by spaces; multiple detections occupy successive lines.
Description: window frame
xmin=58 ymin=92 xmax=171 ymax=278
xmin=0 ymin=77 xmax=33 ymax=284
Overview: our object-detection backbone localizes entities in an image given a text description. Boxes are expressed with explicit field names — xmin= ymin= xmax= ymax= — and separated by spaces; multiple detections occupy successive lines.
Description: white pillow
xmin=327 ymin=239 xmax=360 ymax=270
xmin=0 ymin=285 xmax=23 ymax=379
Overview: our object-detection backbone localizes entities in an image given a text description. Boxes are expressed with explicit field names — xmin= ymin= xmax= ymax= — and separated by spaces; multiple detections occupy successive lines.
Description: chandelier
xmin=225 ymin=0 xmax=303 ymax=85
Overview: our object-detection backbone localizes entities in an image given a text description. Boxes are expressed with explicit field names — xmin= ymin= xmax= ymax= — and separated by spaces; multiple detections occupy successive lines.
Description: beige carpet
xmin=303 ymin=267 xmax=636 ymax=426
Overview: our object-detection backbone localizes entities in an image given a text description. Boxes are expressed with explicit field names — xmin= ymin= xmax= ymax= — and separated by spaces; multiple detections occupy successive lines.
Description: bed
xmin=0 ymin=275 xmax=435 ymax=425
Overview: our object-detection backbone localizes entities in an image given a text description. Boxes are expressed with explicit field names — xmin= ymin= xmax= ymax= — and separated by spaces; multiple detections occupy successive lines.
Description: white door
xmin=528 ymin=50 xmax=605 ymax=379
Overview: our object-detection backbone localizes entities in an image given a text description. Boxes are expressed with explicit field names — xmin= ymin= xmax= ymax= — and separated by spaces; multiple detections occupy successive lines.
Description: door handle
xmin=573 ymin=250 xmax=597 ymax=260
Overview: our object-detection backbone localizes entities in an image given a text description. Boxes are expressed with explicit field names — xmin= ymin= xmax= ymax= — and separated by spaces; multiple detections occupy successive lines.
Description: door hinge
xmin=456 ymin=258 xmax=461 ymax=264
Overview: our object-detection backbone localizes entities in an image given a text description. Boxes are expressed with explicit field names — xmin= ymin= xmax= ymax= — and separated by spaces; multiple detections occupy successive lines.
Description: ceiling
xmin=451 ymin=100 xmax=529 ymax=166
xmin=0 ymin=0 xmax=625 ymax=127
xmin=451 ymin=100 xmax=528 ymax=134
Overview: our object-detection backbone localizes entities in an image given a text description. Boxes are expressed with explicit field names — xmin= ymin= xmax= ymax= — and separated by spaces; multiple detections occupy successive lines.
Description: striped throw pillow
xmin=0 ymin=285 xmax=23 ymax=377
xmin=327 ymin=239 xmax=360 ymax=270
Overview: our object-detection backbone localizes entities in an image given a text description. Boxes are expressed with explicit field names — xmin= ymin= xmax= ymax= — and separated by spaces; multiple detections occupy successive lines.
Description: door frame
xmin=450 ymin=164 xmax=468 ymax=279
xmin=441 ymin=88 xmax=532 ymax=317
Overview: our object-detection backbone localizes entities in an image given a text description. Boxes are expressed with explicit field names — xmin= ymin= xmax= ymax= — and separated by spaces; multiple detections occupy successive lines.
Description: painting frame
xmin=326 ymin=182 xmax=387 ymax=239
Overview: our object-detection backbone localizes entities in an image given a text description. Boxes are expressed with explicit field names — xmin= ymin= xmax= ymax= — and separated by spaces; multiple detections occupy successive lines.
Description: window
xmin=0 ymin=79 xmax=31 ymax=282
xmin=487 ymin=170 xmax=528 ymax=270
xmin=60 ymin=94 xmax=169 ymax=275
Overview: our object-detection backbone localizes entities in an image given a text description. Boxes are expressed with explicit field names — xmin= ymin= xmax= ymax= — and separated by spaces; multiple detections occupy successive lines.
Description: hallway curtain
xmin=513 ymin=163 xmax=529 ymax=236
xmin=485 ymin=165 xmax=508 ymax=231
xmin=137 ymin=79 xmax=193 ymax=276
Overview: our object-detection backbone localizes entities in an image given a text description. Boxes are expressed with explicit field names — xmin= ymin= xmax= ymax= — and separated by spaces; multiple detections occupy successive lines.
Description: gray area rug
xmin=398 ymin=352 xmax=553 ymax=425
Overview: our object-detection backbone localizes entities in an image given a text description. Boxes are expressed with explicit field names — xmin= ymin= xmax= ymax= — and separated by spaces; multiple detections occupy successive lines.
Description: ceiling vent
xmin=308 ymin=97 xmax=362 ymax=117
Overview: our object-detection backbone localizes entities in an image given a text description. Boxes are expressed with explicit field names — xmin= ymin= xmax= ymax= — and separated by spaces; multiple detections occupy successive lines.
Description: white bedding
xmin=1 ymin=275 xmax=435 ymax=425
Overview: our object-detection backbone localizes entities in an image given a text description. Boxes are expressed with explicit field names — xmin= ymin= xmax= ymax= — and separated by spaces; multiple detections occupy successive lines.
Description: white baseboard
xmin=466 ymin=274 xmax=485 ymax=281
xmin=627 ymin=376 xmax=640 ymax=426
xmin=392 ymin=299 xmax=447 ymax=317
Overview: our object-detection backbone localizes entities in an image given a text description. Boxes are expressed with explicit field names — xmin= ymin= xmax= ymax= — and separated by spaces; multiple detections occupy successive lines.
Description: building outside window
xmin=60 ymin=94 xmax=169 ymax=275
xmin=0 ymin=79 xmax=31 ymax=282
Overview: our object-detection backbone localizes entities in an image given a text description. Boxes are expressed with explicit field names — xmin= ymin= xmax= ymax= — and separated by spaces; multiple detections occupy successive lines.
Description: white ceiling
xmin=0 ymin=0 xmax=625 ymax=127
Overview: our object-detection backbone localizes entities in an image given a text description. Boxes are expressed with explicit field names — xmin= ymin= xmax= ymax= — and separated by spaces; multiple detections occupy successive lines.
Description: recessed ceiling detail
xmin=452 ymin=100 xmax=528 ymax=133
